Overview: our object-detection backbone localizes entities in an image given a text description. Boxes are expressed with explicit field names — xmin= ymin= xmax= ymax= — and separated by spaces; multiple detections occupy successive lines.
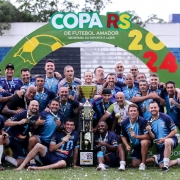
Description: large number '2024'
xmin=128 ymin=30 xmax=178 ymax=73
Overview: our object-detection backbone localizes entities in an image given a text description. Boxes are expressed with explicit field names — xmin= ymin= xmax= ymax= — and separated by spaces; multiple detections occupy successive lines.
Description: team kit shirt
xmin=116 ymin=82 xmax=139 ymax=101
xmin=0 ymin=91 xmax=11 ymax=113
xmin=55 ymin=97 xmax=79 ymax=124
xmin=148 ymin=113 xmax=178 ymax=148
xmin=50 ymin=130 xmax=79 ymax=159
xmin=116 ymin=75 xmax=126 ymax=83
xmin=163 ymin=92 xmax=180 ymax=128
xmin=58 ymin=78 xmax=82 ymax=100
xmin=94 ymin=131 xmax=118 ymax=154
xmin=92 ymin=97 xmax=115 ymax=129
xmin=121 ymin=116 xmax=148 ymax=146
xmin=34 ymin=88 xmax=56 ymax=112
xmin=44 ymin=75 xmax=59 ymax=94
xmin=6 ymin=110 xmax=39 ymax=142
xmin=20 ymin=78 xmax=35 ymax=89
xmin=0 ymin=76 xmax=23 ymax=94
xmin=135 ymin=92 xmax=153 ymax=120
xmin=34 ymin=111 xmax=61 ymax=144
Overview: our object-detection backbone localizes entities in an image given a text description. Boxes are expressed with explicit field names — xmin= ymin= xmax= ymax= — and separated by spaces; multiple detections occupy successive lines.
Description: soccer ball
xmin=13 ymin=34 xmax=65 ymax=65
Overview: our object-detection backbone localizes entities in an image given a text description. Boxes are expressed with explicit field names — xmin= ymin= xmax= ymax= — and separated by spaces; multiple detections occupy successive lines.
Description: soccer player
xmin=99 ymin=92 xmax=132 ymax=170
xmin=163 ymin=81 xmax=180 ymax=130
xmin=121 ymin=104 xmax=151 ymax=170
xmin=0 ymin=100 xmax=39 ymax=169
xmin=0 ymin=63 xmax=23 ymax=94
xmin=136 ymin=73 xmax=147 ymax=82
xmin=34 ymin=75 xmax=56 ymax=112
xmin=129 ymin=65 xmax=139 ymax=81
xmin=95 ymin=121 xmax=118 ymax=171
xmin=114 ymin=62 xmax=126 ymax=83
xmin=83 ymin=71 xmax=94 ymax=85
xmin=58 ymin=65 xmax=81 ymax=101
xmin=146 ymin=101 xmax=180 ymax=171
xmin=2 ymin=85 xmax=36 ymax=117
xmin=15 ymin=119 xmax=79 ymax=170
xmin=28 ymin=99 xmax=61 ymax=151
xmin=44 ymin=59 xmax=60 ymax=94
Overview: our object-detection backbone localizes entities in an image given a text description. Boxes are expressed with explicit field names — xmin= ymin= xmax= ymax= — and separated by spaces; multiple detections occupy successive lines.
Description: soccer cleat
xmin=152 ymin=155 xmax=158 ymax=165
xmin=96 ymin=163 xmax=106 ymax=171
xmin=139 ymin=163 xmax=146 ymax=170
xmin=162 ymin=165 xmax=169 ymax=172
xmin=0 ymin=164 xmax=4 ymax=171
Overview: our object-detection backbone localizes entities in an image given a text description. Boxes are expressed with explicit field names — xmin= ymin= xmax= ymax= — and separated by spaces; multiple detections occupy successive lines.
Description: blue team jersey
xmin=163 ymin=92 xmax=180 ymax=124
xmin=135 ymin=92 xmax=153 ymax=120
xmin=121 ymin=116 xmax=148 ymax=146
xmin=148 ymin=112 xmax=177 ymax=148
xmin=116 ymin=82 xmax=139 ymax=101
xmin=0 ymin=91 xmax=11 ymax=113
xmin=35 ymin=111 xmax=61 ymax=144
xmin=34 ymin=88 xmax=56 ymax=112
xmin=44 ymin=76 xmax=59 ymax=94
xmin=6 ymin=110 xmax=39 ymax=142
xmin=94 ymin=131 xmax=118 ymax=154
xmin=0 ymin=76 xmax=23 ymax=94
xmin=20 ymin=78 xmax=35 ymax=89
xmin=116 ymin=75 xmax=126 ymax=83
xmin=50 ymin=130 xmax=79 ymax=159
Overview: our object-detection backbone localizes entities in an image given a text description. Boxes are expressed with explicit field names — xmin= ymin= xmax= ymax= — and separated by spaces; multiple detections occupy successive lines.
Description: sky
xmin=10 ymin=0 xmax=180 ymax=22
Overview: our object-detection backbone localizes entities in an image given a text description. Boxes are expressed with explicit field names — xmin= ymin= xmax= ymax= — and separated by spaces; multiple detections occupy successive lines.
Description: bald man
xmin=99 ymin=92 xmax=132 ymax=170
xmin=2 ymin=85 xmax=36 ymax=117
xmin=0 ymin=100 xmax=39 ymax=169
xmin=130 ymin=65 xmax=139 ymax=81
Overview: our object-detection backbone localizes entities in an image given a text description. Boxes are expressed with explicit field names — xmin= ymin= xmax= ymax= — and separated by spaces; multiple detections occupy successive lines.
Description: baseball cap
xmin=5 ymin=63 xmax=14 ymax=70
xmin=102 ymin=88 xmax=111 ymax=95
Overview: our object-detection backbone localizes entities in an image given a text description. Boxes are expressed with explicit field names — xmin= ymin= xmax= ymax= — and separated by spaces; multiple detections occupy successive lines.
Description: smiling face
xmin=115 ymin=63 xmax=124 ymax=75
xmin=45 ymin=62 xmax=55 ymax=74
xmin=29 ymin=100 xmax=39 ymax=114
xmin=5 ymin=68 xmax=14 ymax=78
xmin=116 ymin=92 xmax=125 ymax=106
xmin=139 ymin=81 xmax=148 ymax=93
xmin=64 ymin=120 xmax=75 ymax=133
xmin=21 ymin=70 xmax=31 ymax=84
xmin=59 ymin=87 xmax=69 ymax=101
xmin=97 ymin=121 xmax=108 ymax=134
xmin=149 ymin=102 xmax=159 ymax=117
xmin=149 ymin=76 xmax=159 ymax=89
xmin=166 ymin=83 xmax=175 ymax=96
xmin=49 ymin=100 xmax=60 ymax=114
xmin=128 ymin=106 xmax=139 ymax=120
xmin=107 ymin=74 xmax=116 ymax=86
xmin=84 ymin=71 xmax=93 ymax=84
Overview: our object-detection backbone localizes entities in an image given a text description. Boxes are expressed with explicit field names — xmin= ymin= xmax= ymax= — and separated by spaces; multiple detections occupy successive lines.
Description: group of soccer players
xmin=0 ymin=60 xmax=180 ymax=172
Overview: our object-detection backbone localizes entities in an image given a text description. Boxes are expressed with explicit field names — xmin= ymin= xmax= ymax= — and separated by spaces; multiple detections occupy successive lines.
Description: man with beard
xmin=131 ymin=80 xmax=153 ymax=120
xmin=15 ymin=119 xmax=79 ymax=170
xmin=34 ymin=75 xmax=56 ymax=112
xmin=92 ymin=88 xmax=115 ymax=131
xmin=2 ymin=85 xmax=36 ymax=118
xmin=99 ymin=92 xmax=132 ymax=171
xmin=95 ymin=121 xmax=118 ymax=171
xmin=56 ymin=87 xmax=79 ymax=126
xmin=0 ymin=100 xmax=39 ymax=169
xmin=58 ymin=65 xmax=81 ymax=101
xmin=146 ymin=101 xmax=180 ymax=171
xmin=114 ymin=62 xmax=126 ymax=83
xmin=28 ymin=99 xmax=61 ymax=152
xmin=163 ymin=81 xmax=180 ymax=130
xmin=93 ymin=66 xmax=105 ymax=95
xmin=0 ymin=64 xmax=23 ymax=94
xmin=121 ymin=104 xmax=151 ymax=170
xmin=44 ymin=59 xmax=61 ymax=94
xmin=129 ymin=65 xmax=139 ymax=81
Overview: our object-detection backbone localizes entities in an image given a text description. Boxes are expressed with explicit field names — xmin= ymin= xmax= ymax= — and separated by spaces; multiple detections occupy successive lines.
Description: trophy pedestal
xmin=79 ymin=150 xmax=95 ymax=166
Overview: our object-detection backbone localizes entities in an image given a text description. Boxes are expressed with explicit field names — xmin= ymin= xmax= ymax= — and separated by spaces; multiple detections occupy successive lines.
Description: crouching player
xmin=94 ymin=121 xmax=119 ymax=171
xmin=146 ymin=101 xmax=180 ymax=171
xmin=16 ymin=119 xmax=79 ymax=170
xmin=121 ymin=104 xmax=151 ymax=170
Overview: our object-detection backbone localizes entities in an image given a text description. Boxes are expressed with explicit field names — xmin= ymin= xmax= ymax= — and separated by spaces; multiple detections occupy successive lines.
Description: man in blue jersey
xmin=58 ymin=65 xmax=81 ymax=101
xmin=0 ymin=100 xmax=39 ymax=169
xmin=15 ymin=119 xmax=79 ymax=170
xmin=114 ymin=62 xmax=126 ymax=83
xmin=131 ymin=80 xmax=153 ymax=120
xmin=163 ymin=81 xmax=180 ymax=130
xmin=146 ymin=101 xmax=180 ymax=171
xmin=95 ymin=121 xmax=118 ymax=171
xmin=136 ymin=73 xmax=147 ymax=82
xmin=121 ymin=104 xmax=151 ymax=170
xmin=129 ymin=65 xmax=139 ymax=81
xmin=0 ymin=63 xmax=23 ymax=94
xmin=28 ymin=99 xmax=61 ymax=151
xmin=34 ymin=75 xmax=56 ymax=112
xmin=44 ymin=59 xmax=60 ymax=94
xmin=92 ymin=88 xmax=115 ymax=130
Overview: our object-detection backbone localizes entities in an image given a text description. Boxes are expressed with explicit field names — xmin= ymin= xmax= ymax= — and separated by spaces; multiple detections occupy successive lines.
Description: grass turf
xmin=0 ymin=166 xmax=180 ymax=180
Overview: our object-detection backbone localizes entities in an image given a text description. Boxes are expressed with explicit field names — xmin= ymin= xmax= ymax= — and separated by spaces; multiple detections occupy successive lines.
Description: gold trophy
xmin=78 ymin=85 xmax=97 ymax=166
xmin=115 ymin=113 xmax=122 ymax=123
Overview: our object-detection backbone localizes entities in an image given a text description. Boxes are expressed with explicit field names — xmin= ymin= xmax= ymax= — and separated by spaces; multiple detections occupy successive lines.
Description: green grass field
xmin=0 ymin=166 xmax=180 ymax=180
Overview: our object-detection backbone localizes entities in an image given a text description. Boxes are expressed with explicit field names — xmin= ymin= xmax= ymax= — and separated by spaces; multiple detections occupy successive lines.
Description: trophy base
xmin=79 ymin=150 xmax=95 ymax=166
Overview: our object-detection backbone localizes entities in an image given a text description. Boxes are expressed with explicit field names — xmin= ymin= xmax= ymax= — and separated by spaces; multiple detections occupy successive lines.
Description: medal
xmin=54 ymin=117 xmax=58 ymax=121
xmin=128 ymin=128 xmax=132 ymax=132
xmin=141 ymin=107 xmax=146 ymax=112
xmin=26 ymin=112 xmax=34 ymax=124
xmin=118 ymin=118 xmax=122 ymax=123
xmin=50 ymin=110 xmax=59 ymax=121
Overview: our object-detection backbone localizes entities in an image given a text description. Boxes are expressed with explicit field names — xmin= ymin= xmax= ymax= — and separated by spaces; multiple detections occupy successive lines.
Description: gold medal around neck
xmin=141 ymin=107 xmax=146 ymax=112
xmin=128 ymin=128 xmax=132 ymax=132
xmin=147 ymin=121 xmax=151 ymax=126
xmin=54 ymin=117 xmax=58 ymax=121
xmin=26 ymin=118 xmax=30 ymax=123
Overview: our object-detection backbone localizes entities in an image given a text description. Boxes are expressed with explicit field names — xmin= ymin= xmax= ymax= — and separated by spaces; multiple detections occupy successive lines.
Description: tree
xmin=145 ymin=14 xmax=166 ymax=24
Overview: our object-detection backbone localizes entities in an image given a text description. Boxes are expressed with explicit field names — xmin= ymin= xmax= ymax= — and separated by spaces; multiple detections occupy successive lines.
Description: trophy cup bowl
xmin=84 ymin=140 xmax=89 ymax=150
